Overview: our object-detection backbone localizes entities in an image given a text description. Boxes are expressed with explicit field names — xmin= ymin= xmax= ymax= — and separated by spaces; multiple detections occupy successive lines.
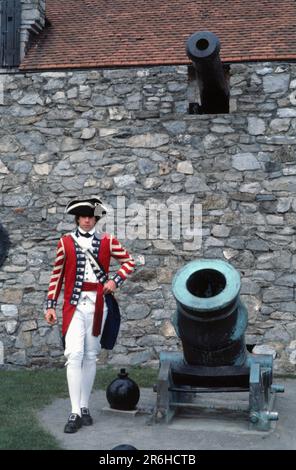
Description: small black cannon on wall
xmin=154 ymin=259 xmax=284 ymax=431
xmin=186 ymin=31 xmax=229 ymax=114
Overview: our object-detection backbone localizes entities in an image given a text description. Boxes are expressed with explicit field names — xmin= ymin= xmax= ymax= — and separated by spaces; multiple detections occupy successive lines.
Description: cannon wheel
xmin=0 ymin=223 xmax=10 ymax=267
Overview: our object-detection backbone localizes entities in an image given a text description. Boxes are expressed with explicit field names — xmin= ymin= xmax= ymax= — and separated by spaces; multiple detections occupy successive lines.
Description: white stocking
xmin=80 ymin=356 xmax=97 ymax=409
xmin=66 ymin=357 xmax=82 ymax=416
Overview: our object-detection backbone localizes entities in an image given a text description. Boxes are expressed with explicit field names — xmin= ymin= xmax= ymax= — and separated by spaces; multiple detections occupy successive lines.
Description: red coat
xmin=47 ymin=232 xmax=135 ymax=336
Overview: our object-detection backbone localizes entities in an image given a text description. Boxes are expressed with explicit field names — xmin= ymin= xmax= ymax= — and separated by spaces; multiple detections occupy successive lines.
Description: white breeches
xmin=64 ymin=297 xmax=108 ymax=415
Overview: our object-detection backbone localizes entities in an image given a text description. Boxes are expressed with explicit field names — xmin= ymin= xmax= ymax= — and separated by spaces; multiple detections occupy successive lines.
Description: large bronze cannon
xmin=154 ymin=259 xmax=284 ymax=431
xmin=186 ymin=31 xmax=229 ymax=114
xmin=173 ymin=259 xmax=247 ymax=367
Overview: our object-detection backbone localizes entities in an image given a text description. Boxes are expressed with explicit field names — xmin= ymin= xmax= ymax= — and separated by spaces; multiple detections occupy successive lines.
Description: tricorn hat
xmin=65 ymin=196 xmax=107 ymax=218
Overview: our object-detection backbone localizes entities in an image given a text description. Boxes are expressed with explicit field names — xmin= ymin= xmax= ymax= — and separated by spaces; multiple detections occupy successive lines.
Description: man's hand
xmin=103 ymin=280 xmax=116 ymax=295
xmin=45 ymin=308 xmax=57 ymax=325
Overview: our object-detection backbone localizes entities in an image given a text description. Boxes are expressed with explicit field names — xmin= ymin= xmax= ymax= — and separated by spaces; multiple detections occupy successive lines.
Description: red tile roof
xmin=20 ymin=0 xmax=296 ymax=70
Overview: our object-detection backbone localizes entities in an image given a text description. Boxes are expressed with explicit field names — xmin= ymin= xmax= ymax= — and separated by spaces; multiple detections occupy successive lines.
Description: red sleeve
xmin=109 ymin=235 xmax=136 ymax=287
xmin=46 ymin=238 xmax=66 ymax=309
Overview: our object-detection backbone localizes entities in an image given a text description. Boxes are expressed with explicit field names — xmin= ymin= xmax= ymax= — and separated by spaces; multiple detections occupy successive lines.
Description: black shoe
xmin=81 ymin=407 xmax=93 ymax=426
xmin=64 ymin=413 xmax=82 ymax=433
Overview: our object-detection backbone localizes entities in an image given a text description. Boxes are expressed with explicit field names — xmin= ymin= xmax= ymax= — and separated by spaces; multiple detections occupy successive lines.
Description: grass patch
xmin=0 ymin=368 xmax=67 ymax=450
xmin=0 ymin=366 xmax=157 ymax=450
xmin=274 ymin=373 xmax=296 ymax=379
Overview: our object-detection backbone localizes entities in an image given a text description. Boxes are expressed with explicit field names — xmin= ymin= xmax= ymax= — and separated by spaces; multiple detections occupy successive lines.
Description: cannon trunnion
xmin=154 ymin=260 xmax=284 ymax=431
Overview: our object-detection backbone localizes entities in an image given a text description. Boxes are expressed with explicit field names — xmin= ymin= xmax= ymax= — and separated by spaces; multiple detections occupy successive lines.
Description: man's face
xmin=78 ymin=216 xmax=97 ymax=232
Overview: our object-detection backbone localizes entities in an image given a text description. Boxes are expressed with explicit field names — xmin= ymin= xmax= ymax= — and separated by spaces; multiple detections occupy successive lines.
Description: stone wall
xmin=1 ymin=62 xmax=296 ymax=373
xmin=20 ymin=0 xmax=46 ymax=62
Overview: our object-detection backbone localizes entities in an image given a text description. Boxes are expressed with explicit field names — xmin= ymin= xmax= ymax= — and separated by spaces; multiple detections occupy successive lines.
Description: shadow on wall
xmin=0 ymin=223 xmax=10 ymax=267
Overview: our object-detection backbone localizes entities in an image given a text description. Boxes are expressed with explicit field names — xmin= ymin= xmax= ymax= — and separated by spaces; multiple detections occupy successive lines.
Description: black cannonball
xmin=112 ymin=444 xmax=137 ymax=450
xmin=106 ymin=368 xmax=140 ymax=411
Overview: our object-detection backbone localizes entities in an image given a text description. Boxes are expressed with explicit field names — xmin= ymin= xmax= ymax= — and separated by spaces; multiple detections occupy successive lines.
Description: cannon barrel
xmin=172 ymin=259 xmax=248 ymax=366
xmin=186 ymin=31 xmax=229 ymax=114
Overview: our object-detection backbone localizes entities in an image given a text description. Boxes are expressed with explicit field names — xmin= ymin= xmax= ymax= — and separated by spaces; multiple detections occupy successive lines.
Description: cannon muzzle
xmin=186 ymin=31 xmax=229 ymax=114
xmin=172 ymin=259 xmax=248 ymax=366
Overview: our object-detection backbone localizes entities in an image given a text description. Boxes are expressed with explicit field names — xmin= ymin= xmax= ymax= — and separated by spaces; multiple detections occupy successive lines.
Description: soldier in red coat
xmin=45 ymin=196 xmax=135 ymax=433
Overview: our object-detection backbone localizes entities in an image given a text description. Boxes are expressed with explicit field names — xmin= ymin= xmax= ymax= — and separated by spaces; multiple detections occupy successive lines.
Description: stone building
xmin=1 ymin=0 xmax=296 ymax=373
